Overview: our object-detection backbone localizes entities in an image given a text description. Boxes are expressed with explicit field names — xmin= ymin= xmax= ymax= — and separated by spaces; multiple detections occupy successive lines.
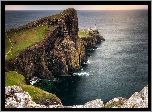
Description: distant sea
xmin=5 ymin=10 xmax=148 ymax=106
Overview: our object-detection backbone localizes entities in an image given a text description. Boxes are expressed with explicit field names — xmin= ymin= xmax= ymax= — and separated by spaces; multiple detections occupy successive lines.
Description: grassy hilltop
xmin=5 ymin=9 xmax=74 ymax=61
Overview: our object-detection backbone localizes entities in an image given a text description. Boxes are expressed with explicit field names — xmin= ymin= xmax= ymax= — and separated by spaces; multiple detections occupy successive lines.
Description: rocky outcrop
xmin=5 ymin=85 xmax=148 ymax=108
xmin=80 ymin=30 xmax=105 ymax=50
xmin=121 ymin=85 xmax=148 ymax=108
xmin=5 ymin=85 xmax=62 ymax=108
xmin=63 ymin=99 xmax=104 ymax=108
xmin=5 ymin=8 xmax=104 ymax=84
xmin=104 ymin=85 xmax=148 ymax=108
xmin=81 ymin=99 xmax=104 ymax=108
xmin=104 ymin=97 xmax=127 ymax=108
xmin=5 ymin=86 xmax=104 ymax=108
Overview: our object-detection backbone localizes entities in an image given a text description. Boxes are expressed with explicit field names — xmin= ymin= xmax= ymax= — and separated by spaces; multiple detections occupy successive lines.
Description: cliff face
xmin=5 ymin=8 xmax=104 ymax=84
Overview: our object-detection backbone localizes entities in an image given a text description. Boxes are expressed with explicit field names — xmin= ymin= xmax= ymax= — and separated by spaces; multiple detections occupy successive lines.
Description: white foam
xmin=97 ymin=47 xmax=102 ymax=50
xmin=82 ymin=60 xmax=91 ymax=64
xmin=30 ymin=77 xmax=39 ymax=85
xmin=87 ymin=60 xmax=90 ymax=64
xmin=73 ymin=72 xmax=90 ymax=76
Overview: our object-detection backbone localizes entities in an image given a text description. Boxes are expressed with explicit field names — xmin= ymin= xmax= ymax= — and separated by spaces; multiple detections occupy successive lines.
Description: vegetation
xmin=78 ymin=29 xmax=89 ymax=38
xmin=5 ymin=26 xmax=54 ymax=61
xmin=5 ymin=8 xmax=87 ymax=61
xmin=5 ymin=71 xmax=61 ymax=103
xmin=5 ymin=8 xmax=99 ymax=106
xmin=5 ymin=8 xmax=77 ymax=105
xmin=5 ymin=8 xmax=74 ymax=61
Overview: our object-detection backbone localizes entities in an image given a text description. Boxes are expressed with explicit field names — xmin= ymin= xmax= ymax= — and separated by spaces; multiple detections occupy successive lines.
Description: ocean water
xmin=5 ymin=10 xmax=148 ymax=106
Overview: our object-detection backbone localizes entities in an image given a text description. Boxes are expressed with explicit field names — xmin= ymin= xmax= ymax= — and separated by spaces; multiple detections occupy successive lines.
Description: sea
xmin=5 ymin=10 xmax=148 ymax=106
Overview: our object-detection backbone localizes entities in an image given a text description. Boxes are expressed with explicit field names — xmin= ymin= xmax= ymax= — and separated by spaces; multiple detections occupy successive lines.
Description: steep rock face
xmin=5 ymin=8 xmax=80 ymax=84
xmin=5 ymin=8 xmax=104 ymax=84
xmin=80 ymin=30 xmax=105 ymax=50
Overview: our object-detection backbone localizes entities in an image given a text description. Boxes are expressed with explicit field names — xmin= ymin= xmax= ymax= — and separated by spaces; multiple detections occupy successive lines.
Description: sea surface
xmin=5 ymin=10 xmax=148 ymax=106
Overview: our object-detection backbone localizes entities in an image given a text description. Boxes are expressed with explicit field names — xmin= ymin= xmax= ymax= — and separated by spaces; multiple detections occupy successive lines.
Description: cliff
xmin=5 ymin=8 xmax=104 ymax=84
xmin=5 ymin=85 xmax=148 ymax=108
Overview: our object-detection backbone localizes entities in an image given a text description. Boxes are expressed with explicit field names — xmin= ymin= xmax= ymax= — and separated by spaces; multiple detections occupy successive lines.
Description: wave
xmin=97 ymin=47 xmax=102 ymax=50
xmin=82 ymin=60 xmax=91 ymax=64
xmin=72 ymin=72 xmax=90 ymax=76
xmin=30 ymin=76 xmax=40 ymax=85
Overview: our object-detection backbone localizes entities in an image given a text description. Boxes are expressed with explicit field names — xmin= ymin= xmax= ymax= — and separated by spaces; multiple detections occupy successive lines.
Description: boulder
xmin=83 ymin=99 xmax=104 ymax=108
xmin=121 ymin=85 xmax=148 ymax=108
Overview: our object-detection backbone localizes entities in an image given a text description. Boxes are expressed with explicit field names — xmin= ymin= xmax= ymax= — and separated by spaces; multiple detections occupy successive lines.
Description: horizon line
xmin=5 ymin=9 xmax=148 ymax=11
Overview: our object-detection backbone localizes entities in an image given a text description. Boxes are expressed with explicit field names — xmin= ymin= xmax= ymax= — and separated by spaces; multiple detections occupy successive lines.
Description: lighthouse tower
xmin=95 ymin=24 xmax=96 ymax=30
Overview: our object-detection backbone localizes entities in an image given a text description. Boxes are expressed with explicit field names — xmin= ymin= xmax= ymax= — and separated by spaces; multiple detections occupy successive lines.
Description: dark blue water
xmin=5 ymin=10 xmax=148 ymax=106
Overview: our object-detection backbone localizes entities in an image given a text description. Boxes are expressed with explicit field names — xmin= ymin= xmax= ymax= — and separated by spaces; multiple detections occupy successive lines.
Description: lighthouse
xmin=95 ymin=24 xmax=96 ymax=29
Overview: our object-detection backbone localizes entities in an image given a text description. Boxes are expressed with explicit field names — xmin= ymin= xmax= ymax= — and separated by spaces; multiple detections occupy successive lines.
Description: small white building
xmin=87 ymin=24 xmax=97 ymax=32
xmin=94 ymin=24 xmax=96 ymax=29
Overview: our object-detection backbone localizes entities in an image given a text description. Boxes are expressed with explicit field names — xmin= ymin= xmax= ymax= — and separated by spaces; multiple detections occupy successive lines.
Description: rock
xmin=48 ymin=104 xmax=64 ymax=108
xmin=72 ymin=105 xmax=84 ymax=108
xmin=64 ymin=99 xmax=104 ymax=108
xmin=83 ymin=99 xmax=104 ymax=108
xmin=5 ymin=8 xmax=104 ymax=85
xmin=5 ymin=85 xmax=148 ymax=108
xmin=5 ymin=8 xmax=81 ymax=83
xmin=5 ymin=85 xmax=63 ymax=108
xmin=5 ymin=86 xmax=105 ymax=108
xmin=113 ymin=98 xmax=119 ymax=102
xmin=121 ymin=85 xmax=148 ymax=108
xmin=112 ymin=106 xmax=118 ymax=108
xmin=104 ymin=97 xmax=127 ymax=108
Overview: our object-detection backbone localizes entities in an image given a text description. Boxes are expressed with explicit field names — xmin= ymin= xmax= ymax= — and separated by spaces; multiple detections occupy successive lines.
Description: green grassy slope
xmin=5 ymin=8 xmax=73 ymax=61
xmin=78 ymin=29 xmax=89 ymax=38
xmin=5 ymin=26 xmax=54 ymax=61
xmin=5 ymin=71 xmax=61 ymax=103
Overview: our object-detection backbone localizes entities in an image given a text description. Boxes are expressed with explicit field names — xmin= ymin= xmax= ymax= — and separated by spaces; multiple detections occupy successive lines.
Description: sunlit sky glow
xmin=5 ymin=5 xmax=148 ymax=10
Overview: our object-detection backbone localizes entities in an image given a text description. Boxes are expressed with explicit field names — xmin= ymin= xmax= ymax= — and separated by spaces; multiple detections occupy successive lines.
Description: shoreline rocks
xmin=121 ymin=85 xmax=148 ymax=108
xmin=5 ymin=85 xmax=148 ymax=108
xmin=5 ymin=85 xmax=63 ymax=108
xmin=104 ymin=97 xmax=127 ymax=108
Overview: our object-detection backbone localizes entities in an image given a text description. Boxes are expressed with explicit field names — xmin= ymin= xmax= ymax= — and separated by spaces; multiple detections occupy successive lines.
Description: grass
xmin=48 ymin=14 xmax=62 ymax=19
xmin=5 ymin=71 xmax=25 ymax=86
xmin=5 ymin=8 xmax=74 ymax=61
xmin=5 ymin=25 xmax=54 ymax=61
xmin=5 ymin=71 xmax=61 ymax=103
xmin=78 ymin=29 xmax=89 ymax=38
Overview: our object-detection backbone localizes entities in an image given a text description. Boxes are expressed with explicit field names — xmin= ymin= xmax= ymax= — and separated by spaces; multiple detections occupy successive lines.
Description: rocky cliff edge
xmin=5 ymin=85 xmax=148 ymax=108
xmin=5 ymin=8 xmax=104 ymax=84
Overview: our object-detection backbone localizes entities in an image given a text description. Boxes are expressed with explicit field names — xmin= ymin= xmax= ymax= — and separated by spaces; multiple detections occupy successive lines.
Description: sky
xmin=5 ymin=5 xmax=148 ymax=10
